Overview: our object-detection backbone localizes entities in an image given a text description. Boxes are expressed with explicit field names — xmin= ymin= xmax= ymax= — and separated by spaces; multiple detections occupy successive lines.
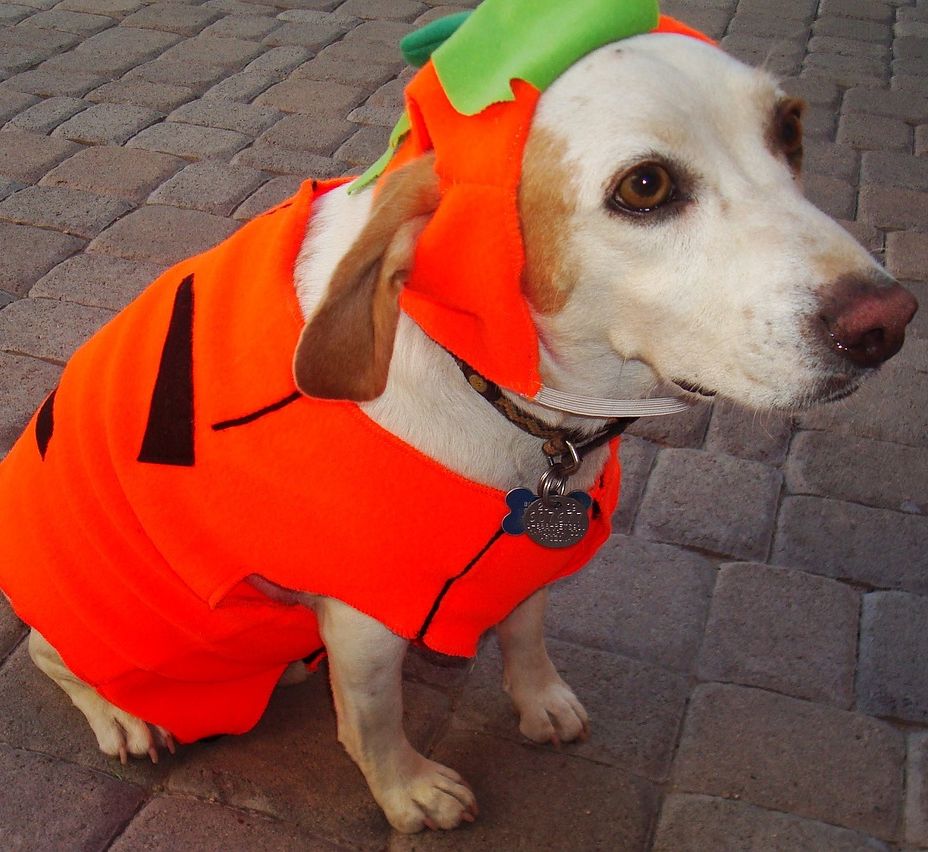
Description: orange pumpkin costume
xmin=0 ymin=4 xmax=711 ymax=744
xmin=0 ymin=179 xmax=620 ymax=743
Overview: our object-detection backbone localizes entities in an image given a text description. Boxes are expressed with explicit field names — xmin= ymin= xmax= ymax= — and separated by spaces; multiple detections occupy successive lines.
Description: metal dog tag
xmin=522 ymin=494 xmax=590 ymax=549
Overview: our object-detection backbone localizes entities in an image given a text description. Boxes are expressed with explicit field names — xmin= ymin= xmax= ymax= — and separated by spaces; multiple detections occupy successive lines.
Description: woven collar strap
xmin=453 ymin=356 xmax=636 ymax=458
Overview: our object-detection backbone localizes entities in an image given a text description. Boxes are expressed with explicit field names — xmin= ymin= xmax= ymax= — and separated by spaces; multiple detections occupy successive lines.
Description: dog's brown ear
xmin=293 ymin=155 xmax=439 ymax=401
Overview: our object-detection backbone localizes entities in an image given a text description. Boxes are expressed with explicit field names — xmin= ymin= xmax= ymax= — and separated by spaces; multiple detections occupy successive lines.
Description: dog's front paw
xmin=376 ymin=754 xmax=478 ymax=833
xmin=505 ymin=671 xmax=589 ymax=747
xmin=87 ymin=700 xmax=176 ymax=765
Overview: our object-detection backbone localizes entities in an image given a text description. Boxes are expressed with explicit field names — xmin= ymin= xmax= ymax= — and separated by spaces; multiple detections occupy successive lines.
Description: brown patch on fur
xmin=293 ymin=154 xmax=439 ymax=402
xmin=768 ymin=97 xmax=805 ymax=174
xmin=518 ymin=128 xmax=579 ymax=315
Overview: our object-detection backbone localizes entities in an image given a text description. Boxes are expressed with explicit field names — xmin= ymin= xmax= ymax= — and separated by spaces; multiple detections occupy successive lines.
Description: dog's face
xmin=520 ymin=33 xmax=917 ymax=410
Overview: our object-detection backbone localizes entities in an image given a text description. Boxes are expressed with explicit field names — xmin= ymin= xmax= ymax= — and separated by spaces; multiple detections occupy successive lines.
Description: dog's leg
xmin=27 ymin=629 xmax=175 ymax=764
xmin=497 ymin=587 xmax=589 ymax=746
xmin=314 ymin=596 xmax=477 ymax=833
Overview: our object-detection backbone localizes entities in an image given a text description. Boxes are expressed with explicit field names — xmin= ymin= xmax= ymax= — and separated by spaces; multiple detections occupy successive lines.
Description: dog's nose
xmin=818 ymin=274 xmax=918 ymax=368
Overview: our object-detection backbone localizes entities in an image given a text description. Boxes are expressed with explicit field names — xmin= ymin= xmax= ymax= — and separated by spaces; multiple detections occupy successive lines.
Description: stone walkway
xmin=0 ymin=0 xmax=926 ymax=848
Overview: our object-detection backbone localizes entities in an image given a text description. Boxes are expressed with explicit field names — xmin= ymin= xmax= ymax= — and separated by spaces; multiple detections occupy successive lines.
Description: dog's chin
xmin=670 ymin=373 xmax=863 ymax=412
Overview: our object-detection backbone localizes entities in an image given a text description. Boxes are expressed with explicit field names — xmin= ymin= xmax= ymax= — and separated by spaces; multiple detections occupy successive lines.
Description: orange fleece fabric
xmin=385 ymin=15 xmax=715 ymax=397
xmin=0 ymin=179 xmax=621 ymax=744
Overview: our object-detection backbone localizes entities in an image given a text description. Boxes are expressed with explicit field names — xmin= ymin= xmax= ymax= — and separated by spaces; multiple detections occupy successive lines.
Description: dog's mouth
xmin=672 ymin=378 xmax=717 ymax=398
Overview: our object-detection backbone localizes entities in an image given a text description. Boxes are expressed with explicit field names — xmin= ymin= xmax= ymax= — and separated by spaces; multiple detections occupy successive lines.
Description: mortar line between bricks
xmin=0 ymin=630 xmax=27 ymax=673
xmin=100 ymin=794 xmax=150 ymax=852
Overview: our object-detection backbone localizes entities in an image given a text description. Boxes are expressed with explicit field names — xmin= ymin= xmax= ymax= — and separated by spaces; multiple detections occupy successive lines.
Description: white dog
xmin=12 ymin=29 xmax=917 ymax=834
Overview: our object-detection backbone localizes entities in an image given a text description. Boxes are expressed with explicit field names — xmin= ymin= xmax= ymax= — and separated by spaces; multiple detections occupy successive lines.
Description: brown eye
xmin=612 ymin=162 xmax=675 ymax=213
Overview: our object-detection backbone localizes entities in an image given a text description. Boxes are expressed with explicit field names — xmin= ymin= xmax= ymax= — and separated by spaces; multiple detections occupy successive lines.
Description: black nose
xmin=818 ymin=274 xmax=918 ymax=368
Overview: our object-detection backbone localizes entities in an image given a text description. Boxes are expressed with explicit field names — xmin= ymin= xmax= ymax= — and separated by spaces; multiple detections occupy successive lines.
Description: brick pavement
xmin=0 ymin=0 xmax=926 ymax=848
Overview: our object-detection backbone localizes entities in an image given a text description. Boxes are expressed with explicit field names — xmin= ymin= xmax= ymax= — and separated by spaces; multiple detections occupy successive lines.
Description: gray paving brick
xmin=244 ymin=45 xmax=311 ymax=76
xmin=0 ymin=743 xmax=146 ymax=851
xmin=635 ymin=449 xmax=782 ymax=561
xmin=200 ymin=14 xmax=281 ymax=41
xmin=338 ymin=0 xmax=425 ymax=20
xmin=124 ymin=59 xmax=229 ymax=95
xmin=897 ymin=20 xmax=928 ymax=39
xmin=804 ymin=173 xmax=857 ymax=218
xmin=703 ymin=401 xmax=793 ymax=465
xmin=809 ymin=35 xmax=890 ymax=59
xmin=346 ymin=102 xmax=402 ymax=128
xmin=653 ymin=794 xmax=891 ymax=852
xmin=202 ymin=69 xmax=280 ymax=102
xmin=0 ymin=186 xmax=130 ymax=238
xmin=52 ymin=101 xmax=161 ymax=145
xmin=781 ymin=75 xmax=842 ymax=106
xmin=800 ymin=357 xmax=928 ymax=446
xmin=625 ymin=397 xmax=712 ymax=447
xmin=0 ymin=178 xmax=23 ymax=203
xmin=729 ymin=13 xmax=810 ymax=39
xmin=0 ymin=352 xmax=60 ymax=458
xmin=165 ymin=672 xmax=442 ymax=848
xmin=805 ymin=53 xmax=889 ymax=88
xmin=90 ymin=204 xmax=237 ymax=265
xmin=31 ymin=252 xmax=163 ymax=311
xmin=233 ymin=174 xmax=303 ymax=219
xmin=674 ymin=683 xmax=904 ymax=839
xmin=263 ymin=21 xmax=352 ymax=51
xmin=110 ymin=796 xmax=341 ymax=852
xmin=127 ymin=122 xmax=251 ymax=159
xmin=894 ymin=58 xmax=928 ymax=80
xmin=315 ymin=37 xmax=406 ymax=70
xmin=838 ymin=112 xmax=912 ymax=151
xmin=787 ymin=430 xmax=928 ymax=514
xmin=257 ymin=113 xmax=356 ymax=156
xmin=233 ymin=145 xmax=349 ymax=177
xmin=697 ymin=563 xmax=859 ymax=707
xmin=820 ymin=0 xmax=895 ymax=23
xmin=148 ymin=160 xmax=265 ymax=216
xmin=255 ymin=78 xmax=365 ymax=116
xmin=887 ymin=231 xmax=928 ymax=282
xmin=547 ymin=535 xmax=715 ymax=672
xmin=57 ymin=0 xmax=145 ymax=13
xmin=919 ymin=124 xmax=928 ymax=156
xmin=86 ymin=78 xmax=194 ymax=112
xmin=4 ymin=96 xmax=87 ymax=133
xmin=41 ymin=144 xmax=184 ymax=202
xmin=14 ymin=0 xmax=61 ymax=8
xmin=894 ymin=35 xmax=928 ymax=62
xmin=0 ymin=595 xmax=25 ymax=658
xmin=291 ymin=54 xmax=397 ymax=88
xmin=845 ymin=87 xmax=928 ymax=124
xmin=167 ymin=98 xmax=282 ymax=136
xmin=801 ymin=103 xmax=839 ymax=138
xmin=840 ymin=218 xmax=884 ymax=252
xmin=721 ymin=34 xmax=803 ymax=76
xmin=773 ymin=495 xmax=928 ymax=594
xmin=39 ymin=47 xmax=150 ymax=78
xmin=0 ymin=644 xmax=169 ymax=785
xmin=0 ymin=5 xmax=35 ymax=24
xmin=0 ymin=221 xmax=84 ymax=296
xmin=274 ymin=8 xmax=360 ymax=24
xmin=858 ymin=591 xmax=928 ymax=724
xmin=453 ymin=637 xmax=688 ymax=782
xmin=0 ymin=44 xmax=55 ymax=76
xmin=0 ymin=89 xmax=39 ymax=124
xmin=159 ymin=34 xmax=266 ymax=70
xmin=657 ymin=4 xmax=732 ymax=39
xmin=861 ymin=151 xmax=928 ymax=193
xmin=908 ymin=733 xmax=928 ymax=848
xmin=121 ymin=2 xmax=221 ymax=35
xmin=73 ymin=23 xmax=183 ymax=67
xmin=392 ymin=732 xmax=656 ymax=850
xmin=0 ymin=24 xmax=79 ymax=53
xmin=24 ymin=9 xmax=115 ymax=34
xmin=203 ymin=0 xmax=280 ymax=14
xmin=614 ymin=434 xmax=657 ymax=535
xmin=2 ymin=68 xmax=107 ymax=98
xmin=0 ymin=296 xmax=113 ymax=362
xmin=860 ymin=183 xmax=928 ymax=229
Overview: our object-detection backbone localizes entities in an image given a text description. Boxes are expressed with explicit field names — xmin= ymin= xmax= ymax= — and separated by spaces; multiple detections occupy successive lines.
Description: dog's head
xmin=294 ymin=15 xmax=917 ymax=412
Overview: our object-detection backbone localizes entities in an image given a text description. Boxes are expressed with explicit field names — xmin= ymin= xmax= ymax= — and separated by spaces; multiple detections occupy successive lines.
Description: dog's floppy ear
xmin=293 ymin=154 xmax=439 ymax=401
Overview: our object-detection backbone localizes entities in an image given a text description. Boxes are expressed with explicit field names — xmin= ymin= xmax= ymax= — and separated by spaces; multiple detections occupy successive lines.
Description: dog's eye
xmin=611 ymin=163 xmax=675 ymax=213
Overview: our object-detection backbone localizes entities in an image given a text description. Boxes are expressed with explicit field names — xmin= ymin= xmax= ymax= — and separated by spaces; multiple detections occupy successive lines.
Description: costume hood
xmin=352 ymin=0 xmax=715 ymax=396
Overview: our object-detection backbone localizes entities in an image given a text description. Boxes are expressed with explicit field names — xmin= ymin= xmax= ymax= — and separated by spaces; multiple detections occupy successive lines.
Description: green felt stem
xmin=432 ymin=0 xmax=660 ymax=116
xmin=400 ymin=11 xmax=471 ymax=67
xmin=347 ymin=112 xmax=412 ymax=196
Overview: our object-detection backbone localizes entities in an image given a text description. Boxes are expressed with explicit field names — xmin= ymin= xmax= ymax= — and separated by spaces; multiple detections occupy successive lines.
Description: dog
xmin=0 ymin=9 xmax=917 ymax=836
